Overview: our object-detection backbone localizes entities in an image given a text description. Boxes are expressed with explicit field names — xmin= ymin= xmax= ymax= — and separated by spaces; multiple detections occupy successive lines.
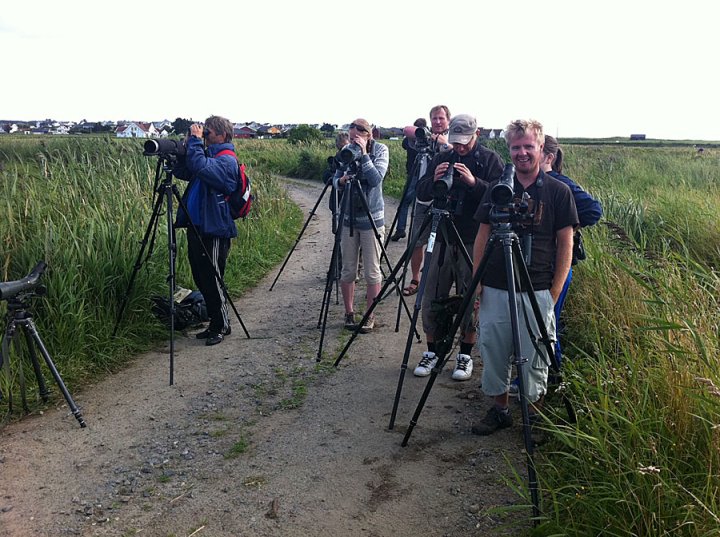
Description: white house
xmin=115 ymin=122 xmax=158 ymax=138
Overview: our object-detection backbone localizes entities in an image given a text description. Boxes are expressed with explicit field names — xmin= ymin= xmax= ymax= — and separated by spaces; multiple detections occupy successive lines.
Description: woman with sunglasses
xmin=332 ymin=118 xmax=389 ymax=333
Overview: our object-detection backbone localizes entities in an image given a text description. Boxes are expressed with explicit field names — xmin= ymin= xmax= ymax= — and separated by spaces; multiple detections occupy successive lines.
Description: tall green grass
xmin=0 ymin=136 xmax=301 ymax=397
xmin=524 ymin=144 xmax=720 ymax=535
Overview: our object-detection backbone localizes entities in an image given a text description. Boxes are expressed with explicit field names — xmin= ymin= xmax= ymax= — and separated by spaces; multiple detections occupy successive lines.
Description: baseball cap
xmin=448 ymin=114 xmax=477 ymax=145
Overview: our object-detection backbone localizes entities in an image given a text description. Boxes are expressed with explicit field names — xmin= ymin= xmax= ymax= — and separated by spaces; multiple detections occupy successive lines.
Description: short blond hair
xmin=504 ymin=119 xmax=544 ymax=147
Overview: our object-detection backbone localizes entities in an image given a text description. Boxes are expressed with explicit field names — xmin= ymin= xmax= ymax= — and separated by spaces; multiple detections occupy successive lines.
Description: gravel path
xmin=0 ymin=178 xmax=529 ymax=537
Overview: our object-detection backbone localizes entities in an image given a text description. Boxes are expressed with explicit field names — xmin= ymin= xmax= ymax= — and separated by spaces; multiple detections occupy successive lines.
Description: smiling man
xmin=471 ymin=119 xmax=578 ymax=436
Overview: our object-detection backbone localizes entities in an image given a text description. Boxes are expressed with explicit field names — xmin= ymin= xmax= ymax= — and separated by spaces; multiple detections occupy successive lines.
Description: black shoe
xmin=196 ymin=326 xmax=231 ymax=339
xmin=205 ymin=332 xmax=224 ymax=346
xmin=390 ymin=230 xmax=406 ymax=242
xmin=471 ymin=406 xmax=513 ymax=436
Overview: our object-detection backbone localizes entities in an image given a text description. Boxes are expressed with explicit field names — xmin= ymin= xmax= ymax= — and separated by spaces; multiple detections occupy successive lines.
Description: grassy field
xmin=0 ymin=135 xmax=302 ymax=389
xmin=2 ymin=134 xmax=719 ymax=535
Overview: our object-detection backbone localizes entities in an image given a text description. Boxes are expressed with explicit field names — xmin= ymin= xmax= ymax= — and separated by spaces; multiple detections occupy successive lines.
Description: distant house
xmin=630 ymin=134 xmax=646 ymax=141
xmin=257 ymin=125 xmax=282 ymax=138
xmin=234 ymin=125 xmax=257 ymax=139
xmin=116 ymin=122 xmax=158 ymax=138
xmin=479 ymin=128 xmax=504 ymax=139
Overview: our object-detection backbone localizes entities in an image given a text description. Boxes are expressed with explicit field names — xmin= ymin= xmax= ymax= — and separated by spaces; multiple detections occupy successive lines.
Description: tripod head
xmin=486 ymin=164 xmax=537 ymax=264
xmin=0 ymin=261 xmax=47 ymax=302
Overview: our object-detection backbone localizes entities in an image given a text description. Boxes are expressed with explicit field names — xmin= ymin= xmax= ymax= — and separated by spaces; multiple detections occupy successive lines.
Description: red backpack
xmin=216 ymin=149 xmax=253 ymax=219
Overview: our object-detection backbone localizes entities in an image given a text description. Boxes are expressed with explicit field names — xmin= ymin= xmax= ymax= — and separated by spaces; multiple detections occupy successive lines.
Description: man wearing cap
xmin=412 ymin=114 xmax=504 ymax=380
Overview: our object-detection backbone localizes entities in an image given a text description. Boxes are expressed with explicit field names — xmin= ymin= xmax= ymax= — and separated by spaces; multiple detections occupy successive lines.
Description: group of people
xmin=330 ymin=107 xmax=602 ymax=436
xmin=173 ymin=110 xmax=602 ymax=439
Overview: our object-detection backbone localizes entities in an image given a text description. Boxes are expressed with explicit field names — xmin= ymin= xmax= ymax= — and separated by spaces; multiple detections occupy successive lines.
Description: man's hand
xmin=453 ymin=162 xmax=475 ymax=187
xmin=190 ymin=124 xmax=204 ymax=138
xmin=434 ymin=162 xmax=450 ymax=181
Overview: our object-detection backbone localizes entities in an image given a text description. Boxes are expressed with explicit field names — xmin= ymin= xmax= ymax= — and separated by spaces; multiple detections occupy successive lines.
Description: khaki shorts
xmin=477 ymin=287 xmax=556 ymax=403
xmin=340 ymin=225 xmax=385 ymax=285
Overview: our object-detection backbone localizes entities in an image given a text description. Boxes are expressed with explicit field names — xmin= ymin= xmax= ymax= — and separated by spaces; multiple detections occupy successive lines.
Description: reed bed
xmin=0 ymin=136 xmax=301 ymax=393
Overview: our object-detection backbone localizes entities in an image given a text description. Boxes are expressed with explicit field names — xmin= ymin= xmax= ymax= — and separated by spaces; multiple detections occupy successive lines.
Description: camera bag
xmin=216 ymin=149 xmax=253 ymax=219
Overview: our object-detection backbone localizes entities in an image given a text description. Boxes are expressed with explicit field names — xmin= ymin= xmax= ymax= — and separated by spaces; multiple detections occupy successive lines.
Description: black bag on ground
xmin=152 ymin=290 xmax=208 ymax=330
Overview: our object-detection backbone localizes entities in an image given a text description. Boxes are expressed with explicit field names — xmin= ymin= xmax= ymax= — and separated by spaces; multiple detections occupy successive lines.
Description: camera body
xmin=415 ymin=126 xmax=432 ymax=151
xmin=432 ymin=153 xmax=457 ymax=200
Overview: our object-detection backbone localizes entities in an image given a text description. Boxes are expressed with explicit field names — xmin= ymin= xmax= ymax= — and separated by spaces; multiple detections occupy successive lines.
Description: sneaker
xmin=413 ymin=351 xmax=437 ymax=377
xmin=451 ymin=354 xmax=473 ymax=381
xmin=205 ymin=332 xmax=224 ymax=346
xmin=391 ymin=230 xmax=406 ymax=242
xmin=196 ymin=326 xmax=231 ymax=339
xmin=471 ymin=406 xmax=513 ymax=436
xmin=358 ymin=314 xmax=375 ymax=334
xmin=344 ymin=312 xmax=357 ymax=330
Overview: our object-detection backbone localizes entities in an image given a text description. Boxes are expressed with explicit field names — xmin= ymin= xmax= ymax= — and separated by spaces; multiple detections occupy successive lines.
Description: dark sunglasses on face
xmin=349 ymin=123 xmax=367 ymax=133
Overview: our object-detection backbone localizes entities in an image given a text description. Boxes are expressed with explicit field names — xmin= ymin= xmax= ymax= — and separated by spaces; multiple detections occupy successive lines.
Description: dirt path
xmin=0 ymin=179 xmax=529 ymax=537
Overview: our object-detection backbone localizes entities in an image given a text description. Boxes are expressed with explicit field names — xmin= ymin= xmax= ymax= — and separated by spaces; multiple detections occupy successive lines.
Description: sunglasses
xmin=349 ymin=123 xmax=368 ymax=133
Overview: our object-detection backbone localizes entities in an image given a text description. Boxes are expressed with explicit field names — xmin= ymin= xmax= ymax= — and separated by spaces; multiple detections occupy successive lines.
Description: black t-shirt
xmin=416 ymin=142 xmax=504 ymax=244
xmin=474 ymin=170 xmax=579 ymax=290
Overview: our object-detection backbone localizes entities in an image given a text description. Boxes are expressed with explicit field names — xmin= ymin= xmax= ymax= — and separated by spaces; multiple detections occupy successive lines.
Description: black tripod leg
xmin=500 ymin=236 xmax=539 ymax=518
xmin=317 ymin=234 xmax=343 ymax=362
xmin=333 ymin=234 xmax=417 ymax=367
xmin=0 ymin=324 xmax=13 ymax=412
xmin=164 ymin=184 xmax=178 ymax=386
xmin=270 ymin=181 xmax=332 ymax=291
xmin=172 ymin=185 xmax=250 ymax=339
xmin=112 ymin=180 xmax=164 ymax=337
xmin=25 ymin=319 xmax=86 ymax=428
xmin=352 ymin=182 xmax=420 ymax=335
xmin=401 ymin=232 xmax=497 ymax=445
xmin=389 ymin=212 xmax=436 ymax=429
xmin=511 ymin=241 xmax=576 ymax=424
xmin=23 ymin=326 xmax=49 ymax=402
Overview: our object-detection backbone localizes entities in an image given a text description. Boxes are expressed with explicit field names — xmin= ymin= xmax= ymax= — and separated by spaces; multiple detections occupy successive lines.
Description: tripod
xmin=386 ymin=198 xmax=473 ymax=429
xmin=317 ymin=173 xmax=418 ymax=362
xmin=384 ymin=143 xmax=432 ymax=248
xmin=269 ymin=179 xmax=340 ymax=293
xmin=400 ymin=208 xmax=577 ymax=519
xmin=0 ymin=263 xmax=86 ymax=428
xmin=113 ymin=155 xmax=249 ymax=386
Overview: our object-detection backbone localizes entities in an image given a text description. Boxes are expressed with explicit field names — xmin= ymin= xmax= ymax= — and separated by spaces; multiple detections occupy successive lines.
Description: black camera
xmin=143 ymin=138 xmax=187 ymax=157
xmin=432 ymin=153 xmax=457 ymax=199
xmin=490 ymin=164 xmax=516 ymax=206
xmin=415 ymin=126 xmax=432 ymax=150
xmin=339 ymin=143 xmax=362 ymax=166
xmin=0 ymin=261 xmax=46 ymax=301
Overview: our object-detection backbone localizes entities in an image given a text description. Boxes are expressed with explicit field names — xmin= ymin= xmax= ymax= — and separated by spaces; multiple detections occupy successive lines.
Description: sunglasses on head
xmin=349 ymin=123 xmax=367 ymax=133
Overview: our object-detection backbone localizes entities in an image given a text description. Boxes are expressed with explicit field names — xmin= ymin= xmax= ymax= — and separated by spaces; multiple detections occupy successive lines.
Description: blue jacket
xmin=548 ymin=170 xmax=602 ymax=227
xmin=174 ymin=137 xmax=238 ymax=238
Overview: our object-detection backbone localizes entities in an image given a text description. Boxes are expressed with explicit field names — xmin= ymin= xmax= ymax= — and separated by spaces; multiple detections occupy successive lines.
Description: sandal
xmin=402 ymin=279 xmax=419 ymax=296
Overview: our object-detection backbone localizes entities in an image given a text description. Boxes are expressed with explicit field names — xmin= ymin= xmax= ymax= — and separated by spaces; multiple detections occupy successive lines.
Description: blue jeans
xmin=395 ymin=175 xmax=417 ymax=234
xmin=553 ymin=266 xmax=573 ymax=368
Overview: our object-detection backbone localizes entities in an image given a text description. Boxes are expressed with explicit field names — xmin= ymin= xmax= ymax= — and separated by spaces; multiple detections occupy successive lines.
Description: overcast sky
xmin=1 ymin=0 xmax=718 ymax=140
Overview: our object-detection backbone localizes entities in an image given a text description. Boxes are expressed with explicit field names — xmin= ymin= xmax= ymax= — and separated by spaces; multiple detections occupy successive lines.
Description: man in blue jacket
xmin=173 ymin=115 xmax=238 ymax=346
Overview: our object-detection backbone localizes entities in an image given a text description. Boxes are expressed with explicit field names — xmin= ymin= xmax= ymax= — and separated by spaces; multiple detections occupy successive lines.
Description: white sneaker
xmin=413 ymin=352 xmax=437 ymax=377
xmin=451 ymin=354 xmax=473 ymax=381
